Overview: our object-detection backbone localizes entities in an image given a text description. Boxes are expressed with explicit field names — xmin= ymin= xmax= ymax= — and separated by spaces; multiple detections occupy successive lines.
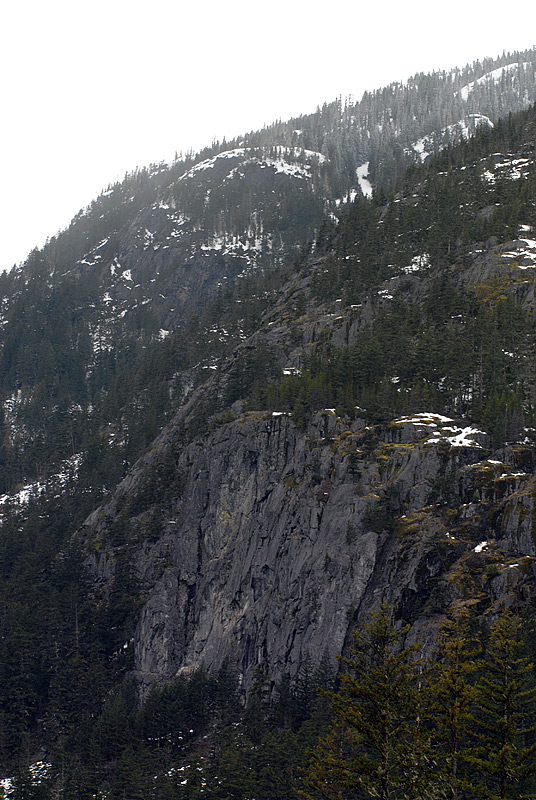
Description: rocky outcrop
xmin=81 ymin=403 xmax=535 ymax=696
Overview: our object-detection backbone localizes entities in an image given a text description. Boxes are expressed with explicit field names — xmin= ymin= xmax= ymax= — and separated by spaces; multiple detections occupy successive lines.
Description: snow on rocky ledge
xmin=390 ymin=413 xmax=486 ymax=448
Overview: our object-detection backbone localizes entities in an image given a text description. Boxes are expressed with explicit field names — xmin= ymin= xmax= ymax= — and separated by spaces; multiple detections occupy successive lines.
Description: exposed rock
xmin=83 ymin=405 xmax=508 ymax=696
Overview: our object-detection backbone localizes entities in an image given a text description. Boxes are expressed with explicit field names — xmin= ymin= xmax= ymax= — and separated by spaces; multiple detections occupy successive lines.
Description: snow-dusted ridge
xmin=459 ymin=63 xmax=531 ymax=102
xmin=177 ymin=148 xmax=249 ymax=181
xmin=177 ymin=146 xmax=326 ymax=184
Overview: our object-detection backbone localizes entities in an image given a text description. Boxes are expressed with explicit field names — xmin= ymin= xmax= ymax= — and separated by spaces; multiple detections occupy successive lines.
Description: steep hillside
xmin=77 ymin=104 xmax=536 ymax=698
xmin=1 ymin=50 xmax=535 ymax=503
xmin=1 ymin=51 xmax=536 ymax=797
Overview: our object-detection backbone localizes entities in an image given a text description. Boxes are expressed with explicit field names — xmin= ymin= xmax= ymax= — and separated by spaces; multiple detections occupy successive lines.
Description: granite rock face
xmin=82 ymin=402 xmax=536 ymax=695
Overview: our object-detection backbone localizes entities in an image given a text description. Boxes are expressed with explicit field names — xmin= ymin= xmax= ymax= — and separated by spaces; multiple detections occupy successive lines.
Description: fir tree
xmin=299 ymin=603 xmax=437 ymax=800
xmin=465 ymin=613 xmax=536 ymax=800
xmin=427 ymin=605 xmax=480 ymax=799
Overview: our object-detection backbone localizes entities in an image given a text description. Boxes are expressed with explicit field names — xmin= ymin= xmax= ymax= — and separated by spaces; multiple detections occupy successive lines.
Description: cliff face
xmin=4 ymin=56 xmax=536 ymax=787
xmin=131 ymin=411 xmax=380 ymax=693
xmin=83 ymin=399 xmax=536 ymax=694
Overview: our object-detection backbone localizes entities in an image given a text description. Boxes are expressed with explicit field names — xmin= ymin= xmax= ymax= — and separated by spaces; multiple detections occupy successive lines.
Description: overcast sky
xmin=1 ymin=0 xmax=535 ymax=272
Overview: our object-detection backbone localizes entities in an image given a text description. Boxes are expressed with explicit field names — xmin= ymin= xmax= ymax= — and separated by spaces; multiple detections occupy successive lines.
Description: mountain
xmin=80 ymin=100 xmax=536 ymax=692
xmin=1 ymin=47 xmax=536 ymax=797
xmin=1 ymin=50 xmax=535 ymax=497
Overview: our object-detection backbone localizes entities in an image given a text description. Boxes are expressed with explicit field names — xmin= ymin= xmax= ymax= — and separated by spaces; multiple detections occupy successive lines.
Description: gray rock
xmin=82 ymin=402 xmax=511 ymax=696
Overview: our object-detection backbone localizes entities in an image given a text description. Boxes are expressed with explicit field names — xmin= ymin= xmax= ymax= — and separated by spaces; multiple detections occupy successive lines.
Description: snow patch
xmin=356 ymin=162 xmax=373 ymax=198
xmin=459 ymin=63 xmax=530 ymax=101
xmin=402 ymin=253 xmax=431 ymax=274
xmin=426 ymin=425 xmax=484 ymax=448
xmin=393 ymin=413 xmax=485 ymax=448
xmin=377 ymin=289 xmax=394 ymax=300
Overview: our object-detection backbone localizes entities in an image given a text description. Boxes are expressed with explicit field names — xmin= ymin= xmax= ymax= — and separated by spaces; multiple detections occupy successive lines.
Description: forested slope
xmin=1 ymin=51 xmax=536 ymax=799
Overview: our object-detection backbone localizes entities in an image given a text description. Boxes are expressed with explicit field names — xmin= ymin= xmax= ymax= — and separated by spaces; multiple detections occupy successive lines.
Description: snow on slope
xmin=482 ymin=156 xmax=532 ymax=184
xmin=356 ymin=162 xmax=373 ymax=198
xmin=178 ymin=146 xmax=326 ymax=184
xmin=459 ymin=63 xmax=531 ymax=101
xmin=0 ymin=455 xmax=82 ymax=517
xmin=408 ymin=114 xmax=493 ymax=163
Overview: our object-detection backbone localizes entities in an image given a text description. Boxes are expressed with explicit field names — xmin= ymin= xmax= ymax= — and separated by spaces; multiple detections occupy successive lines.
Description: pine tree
xmin=299 ymin=603 xmax=436 ymax=800
xmin=427 ymin=606 xmax=479 ymax=799
xmin=465 ymin=613 xmax=536 ymax=800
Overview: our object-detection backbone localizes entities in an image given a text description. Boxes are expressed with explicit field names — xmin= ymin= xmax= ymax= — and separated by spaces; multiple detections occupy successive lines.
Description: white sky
xmin=1 ymin=0 xmax=535 ymax=272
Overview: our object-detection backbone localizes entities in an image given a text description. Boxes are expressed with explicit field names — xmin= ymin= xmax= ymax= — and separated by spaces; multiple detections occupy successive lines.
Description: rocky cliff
xmin=82 ymin=391 xmax=536 ymax=694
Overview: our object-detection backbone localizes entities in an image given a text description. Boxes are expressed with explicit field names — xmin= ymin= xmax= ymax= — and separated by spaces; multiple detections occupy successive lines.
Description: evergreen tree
xmin=427 ymin=606 xmax=480 ymax=799
xmin=299 ymin=603 xmax=436 ymax=800
xmin=465 ymin=613 xmax=536 ymax=800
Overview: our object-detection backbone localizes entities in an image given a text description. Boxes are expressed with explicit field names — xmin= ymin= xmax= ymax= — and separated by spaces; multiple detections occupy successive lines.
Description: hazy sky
xmin=1 ymin=0 xmax=535 ymax=272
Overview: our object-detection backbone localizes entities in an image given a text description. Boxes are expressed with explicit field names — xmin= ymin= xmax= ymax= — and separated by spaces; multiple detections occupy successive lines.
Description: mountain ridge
xmin=1 ymin=49 xmax=535 ymax=496
xmin=1 ymin=47 xmax=536 ymax=794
